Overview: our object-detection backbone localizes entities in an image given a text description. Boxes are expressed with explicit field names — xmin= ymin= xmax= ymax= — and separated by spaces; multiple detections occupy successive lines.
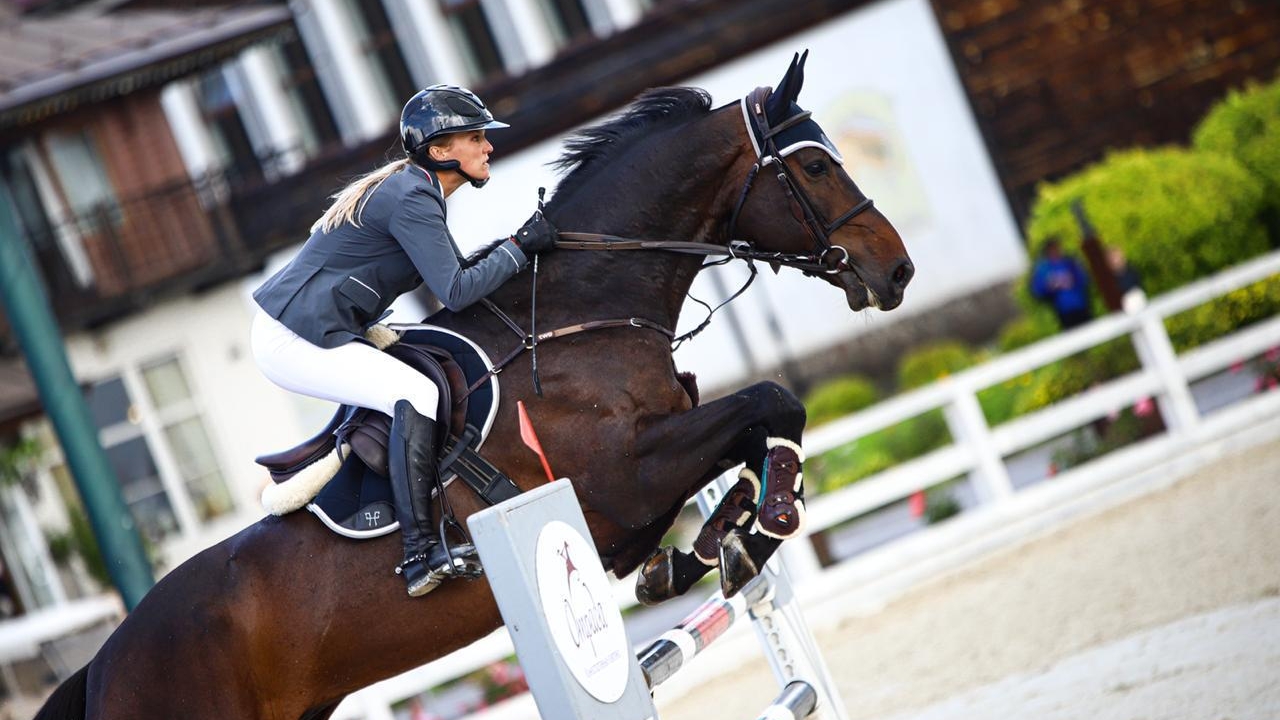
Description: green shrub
xmin=1193 ymin=77 xmax=1280 ymax=239
xmin=1165 ymin=275 xmax=1280 ymax=353
xmin=66 ymin=504 xmax=109 ymax=587
xmin=923 ymin=485 xmax=962 ymax=525
xmin=1009 ymin=338 xmax=1141 ymax=416
xmin=898 ymin=341 xmax=979 ymax=390
xmin=808 ymin=412 xmax=952 ymax=493
xmin=977 ymin=378 xmax=1026 ymax=426
xmin=1022 ymin=146 xmax=1267 ymax=308
xmin=808 ymin=442 xmax=896 ymax=494
xmin=881 ymin=410 xmax=950 ymax=460
xmin=997 ymin=315 xmax=1052 ymax=353
xmin=803 ymin=375 xmax=879 ymax=427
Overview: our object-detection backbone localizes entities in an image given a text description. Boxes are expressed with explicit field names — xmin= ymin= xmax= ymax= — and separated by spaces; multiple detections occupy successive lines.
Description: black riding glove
xmin=514 ymin=211 xmax=558 ymax=256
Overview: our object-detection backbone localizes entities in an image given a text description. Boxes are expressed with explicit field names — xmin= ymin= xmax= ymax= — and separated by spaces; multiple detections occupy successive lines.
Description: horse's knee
xmin=754 ymin=381 xmax=806 ymax=436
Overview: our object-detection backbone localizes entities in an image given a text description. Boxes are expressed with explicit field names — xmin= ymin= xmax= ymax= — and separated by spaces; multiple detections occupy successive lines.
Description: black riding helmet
xmin=400 ymin=84 xmax=509 ymax=188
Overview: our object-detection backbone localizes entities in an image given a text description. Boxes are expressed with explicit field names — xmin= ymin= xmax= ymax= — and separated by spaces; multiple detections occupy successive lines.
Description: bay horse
xmin=36 ymin=53 xmax=911 ymax=720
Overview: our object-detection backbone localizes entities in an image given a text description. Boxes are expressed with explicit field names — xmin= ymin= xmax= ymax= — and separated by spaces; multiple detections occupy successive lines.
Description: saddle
xmin=255 ymin=324 xmax=520 ymax=538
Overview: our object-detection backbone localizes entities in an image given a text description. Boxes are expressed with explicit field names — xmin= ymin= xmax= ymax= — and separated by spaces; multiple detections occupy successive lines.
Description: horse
xmin=36 ymin=52 xmax=911 ymax=720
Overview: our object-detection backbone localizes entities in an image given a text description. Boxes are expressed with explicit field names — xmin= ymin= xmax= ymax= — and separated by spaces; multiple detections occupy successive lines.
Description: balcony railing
xmin=13 ymin=172 xmax=292 ymax=334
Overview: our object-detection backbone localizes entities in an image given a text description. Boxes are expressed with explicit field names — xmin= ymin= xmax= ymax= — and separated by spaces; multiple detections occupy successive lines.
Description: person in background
xmin=1030 ymin=238 xmax=1093 ymax=329
xmin=1107 ymin=246 xmax=1146 ymax=312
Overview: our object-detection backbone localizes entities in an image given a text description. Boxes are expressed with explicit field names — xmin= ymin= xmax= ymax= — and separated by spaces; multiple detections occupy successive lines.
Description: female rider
xmin=250 ymin=85 xmax=557 ymax=597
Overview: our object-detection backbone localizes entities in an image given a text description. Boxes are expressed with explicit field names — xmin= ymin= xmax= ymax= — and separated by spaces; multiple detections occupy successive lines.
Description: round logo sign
xmin=535 ymin=520 xmax=630 ymax=703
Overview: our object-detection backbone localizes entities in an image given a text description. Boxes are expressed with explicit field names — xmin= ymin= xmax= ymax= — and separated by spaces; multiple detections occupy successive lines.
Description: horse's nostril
xmin=892 ymin=260 xmax=914 ymax=287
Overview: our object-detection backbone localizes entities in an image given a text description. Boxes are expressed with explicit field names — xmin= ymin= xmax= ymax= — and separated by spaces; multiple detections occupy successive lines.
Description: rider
xmin=250 ymin=85 xmax=558 ymax=597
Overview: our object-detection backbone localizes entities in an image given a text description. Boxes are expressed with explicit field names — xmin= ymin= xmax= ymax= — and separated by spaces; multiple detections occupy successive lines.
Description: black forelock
xmin=547 ymin=87 xmax=713 ymax=204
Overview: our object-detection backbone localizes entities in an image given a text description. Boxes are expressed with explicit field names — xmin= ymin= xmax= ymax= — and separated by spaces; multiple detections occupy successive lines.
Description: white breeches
xmin=250 ymin=310 xmax=439 ymax=419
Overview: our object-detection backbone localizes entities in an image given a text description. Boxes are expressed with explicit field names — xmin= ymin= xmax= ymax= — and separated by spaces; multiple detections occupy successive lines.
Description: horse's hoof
xmin=635 ymin=547 xmax=677 ymax=606
xmin=718 ymin=530 xmax=759 ymax=599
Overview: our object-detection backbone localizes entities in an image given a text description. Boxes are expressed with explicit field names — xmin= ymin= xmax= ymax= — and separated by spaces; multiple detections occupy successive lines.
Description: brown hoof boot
xmin=636 ymin=547 xmax=677 ymax=606
xmin=692 ymin=470 xmax=761 ymax=565
xmin=754 ymin=438 xmax=807 ymax=540
xmin=718 ymin=529 xmax=759 ymax=599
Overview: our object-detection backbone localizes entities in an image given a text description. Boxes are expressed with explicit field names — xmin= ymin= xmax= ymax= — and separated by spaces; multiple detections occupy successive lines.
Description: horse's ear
xmin=766 ymin=50 xmax=808 ymax=122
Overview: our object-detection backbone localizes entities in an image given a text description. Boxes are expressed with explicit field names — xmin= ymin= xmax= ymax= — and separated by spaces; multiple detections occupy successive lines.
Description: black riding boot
xmin=388 ymin=400 xmax=454 ymax=597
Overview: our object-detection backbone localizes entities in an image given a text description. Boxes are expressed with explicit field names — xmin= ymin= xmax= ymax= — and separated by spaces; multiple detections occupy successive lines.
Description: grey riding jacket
xmin=253 ymin=164 xmax=527 ymax=349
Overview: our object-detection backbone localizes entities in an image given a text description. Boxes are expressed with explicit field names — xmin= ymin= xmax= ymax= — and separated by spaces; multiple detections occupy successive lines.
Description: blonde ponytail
xmin=311 ymin=158 xmax=412 ymax=234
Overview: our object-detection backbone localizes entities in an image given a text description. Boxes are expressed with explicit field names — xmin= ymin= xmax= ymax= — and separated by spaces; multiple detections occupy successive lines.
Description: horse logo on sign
xmin=535 ymin=520 xmax=631 ymax=702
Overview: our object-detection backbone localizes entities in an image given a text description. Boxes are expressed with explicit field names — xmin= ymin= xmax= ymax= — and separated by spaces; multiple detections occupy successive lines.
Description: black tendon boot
xmin=389 ymin=400 xmax=455 ymax=597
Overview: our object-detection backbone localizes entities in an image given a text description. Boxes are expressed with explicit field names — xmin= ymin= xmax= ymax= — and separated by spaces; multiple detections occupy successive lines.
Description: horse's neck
xmin=497 ymin=118 xmax=744 ymax=331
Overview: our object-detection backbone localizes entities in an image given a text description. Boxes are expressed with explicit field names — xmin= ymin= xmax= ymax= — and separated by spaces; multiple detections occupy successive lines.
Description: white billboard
xmin=421 ymin=0 xmax=1026 ymax=391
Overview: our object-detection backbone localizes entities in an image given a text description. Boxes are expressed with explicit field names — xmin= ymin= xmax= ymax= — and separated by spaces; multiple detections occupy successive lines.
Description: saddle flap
xmin=385 ymin=341 xmax=470 ymax=432
xmin=254 ymin=409 xmax=343 ymax=475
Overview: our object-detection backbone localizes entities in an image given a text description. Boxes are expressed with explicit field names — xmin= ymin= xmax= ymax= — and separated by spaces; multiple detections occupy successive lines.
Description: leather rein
xmin=464 ymin=87 xmax=876 ymax=398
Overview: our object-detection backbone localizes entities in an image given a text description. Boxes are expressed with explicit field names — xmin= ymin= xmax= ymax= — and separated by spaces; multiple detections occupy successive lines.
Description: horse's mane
xmin=547 ymin=87 xmax=713 ymax=206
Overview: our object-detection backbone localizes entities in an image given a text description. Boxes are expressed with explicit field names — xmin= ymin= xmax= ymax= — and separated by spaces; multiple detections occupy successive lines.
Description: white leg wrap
xmin=765 ymin=436 xmax=805 ymax=462
xmin=260 ymin=444 xmax=348 ymax=516
xmin=694 ymin=548 xmax=719 ymax=566
xmin=738 ymin=467 xmax=762 ymax=499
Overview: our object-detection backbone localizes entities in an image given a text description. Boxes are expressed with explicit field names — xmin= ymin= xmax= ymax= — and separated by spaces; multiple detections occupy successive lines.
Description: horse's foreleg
xmin=631 ymin=381 xmax=807 ymax=604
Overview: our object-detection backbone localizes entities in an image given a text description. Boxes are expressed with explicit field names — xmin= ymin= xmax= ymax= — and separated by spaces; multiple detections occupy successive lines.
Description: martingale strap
xmin=459 ymin=299 xmax=674 ymax=401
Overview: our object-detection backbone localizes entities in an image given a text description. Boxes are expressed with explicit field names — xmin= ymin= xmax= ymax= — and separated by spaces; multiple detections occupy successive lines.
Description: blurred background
xmin=0 ymin=0 xmax=1277 ymax=717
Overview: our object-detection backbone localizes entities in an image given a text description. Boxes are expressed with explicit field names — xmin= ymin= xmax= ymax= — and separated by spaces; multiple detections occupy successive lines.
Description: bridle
xmin=557 ymin=85 xmax=876 ymax=278
xmin=727 ymin=85 xmax=875 ymax=275
xmin=474 ymin=87 xmax=879 ymax=395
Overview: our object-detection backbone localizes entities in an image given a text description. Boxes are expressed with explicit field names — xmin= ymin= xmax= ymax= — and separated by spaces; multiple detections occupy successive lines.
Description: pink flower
xmin=1134 ymin=397 xmax=1155 ymax=417
xmin=1230 ymin=360 xmax=1246 ymax=373
xmin=1265 ymin=347 xmax=1280 ymax=363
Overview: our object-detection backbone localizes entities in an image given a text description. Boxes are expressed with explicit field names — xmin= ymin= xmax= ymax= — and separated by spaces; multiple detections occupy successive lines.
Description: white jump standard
xmin=468 ymin=478 xmax=848 ymax=719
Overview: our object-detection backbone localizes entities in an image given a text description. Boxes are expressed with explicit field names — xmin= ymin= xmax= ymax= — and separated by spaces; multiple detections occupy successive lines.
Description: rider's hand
xmin=513 ymin=211 xmax=557 ymax=256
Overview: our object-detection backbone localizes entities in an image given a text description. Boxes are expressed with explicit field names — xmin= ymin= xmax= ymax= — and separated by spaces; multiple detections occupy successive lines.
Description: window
xmin=88 ymin=377 xmax=179 ymax=544
xmin=43 ymin=129 xmax=122 ymax=236
xmin=346 ymin=0 xmax=418 ymax=106
xmin=0 ymin=145 xmax=95 ymax=291
xmin=272 ymin=33 xmax=341 ymax=157
xmin=84 ymin=355 xmax=232 ymax=547
xmin=539 ymin=0 xmax=593 ymax=47
xmin=0 ymin=147 xmax=56 ymax=247
xmin=196 ymin=68 xmax=263 ymax=185
xmin=139 ymin=357 xmax=233 ymax=522
xmin=439 ymin=0 xmax=506 ymax=81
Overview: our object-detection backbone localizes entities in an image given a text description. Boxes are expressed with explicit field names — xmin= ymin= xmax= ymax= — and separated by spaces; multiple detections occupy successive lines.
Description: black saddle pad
xmin=307 ymin=324 xmax=500 ymax=538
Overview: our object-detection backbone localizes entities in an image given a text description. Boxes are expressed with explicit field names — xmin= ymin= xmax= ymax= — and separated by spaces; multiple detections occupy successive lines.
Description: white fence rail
xmin=338 ymin=249 xmax=1280 ymax=719
xmin=786 ymin=248 xmax=1280 ymax=581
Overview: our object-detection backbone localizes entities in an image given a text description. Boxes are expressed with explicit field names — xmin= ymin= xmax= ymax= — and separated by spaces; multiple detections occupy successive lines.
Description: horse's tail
xmin=33 ymin=664 xmax=88 ymax=720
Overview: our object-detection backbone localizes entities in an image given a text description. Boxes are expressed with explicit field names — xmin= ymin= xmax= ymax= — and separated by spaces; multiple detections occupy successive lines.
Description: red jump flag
xmin=517 ymin=400 xmax=556 ymax=483
xmin=908 ymin=489 xmax=927 ymax=519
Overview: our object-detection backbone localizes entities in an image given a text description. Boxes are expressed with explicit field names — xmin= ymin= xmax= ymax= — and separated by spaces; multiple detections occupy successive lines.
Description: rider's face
xmin=435 ymin=130 xmax=493 ymax=182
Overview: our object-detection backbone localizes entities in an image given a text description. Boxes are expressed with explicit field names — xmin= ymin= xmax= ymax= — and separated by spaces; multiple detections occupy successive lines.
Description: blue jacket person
xmin=250 ymin=85 xmax=557 ymax=596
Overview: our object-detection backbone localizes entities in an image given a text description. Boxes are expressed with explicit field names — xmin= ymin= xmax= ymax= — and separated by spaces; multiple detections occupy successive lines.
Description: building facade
xmin=0 ymin=0 xmax=1276 ymax=709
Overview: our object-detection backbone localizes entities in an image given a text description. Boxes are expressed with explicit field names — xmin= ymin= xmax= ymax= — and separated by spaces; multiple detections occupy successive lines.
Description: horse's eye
xmin=804 ymin=160 xmax=828 ymax=177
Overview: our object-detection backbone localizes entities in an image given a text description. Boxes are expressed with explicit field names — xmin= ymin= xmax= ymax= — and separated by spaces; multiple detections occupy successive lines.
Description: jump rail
xmin=637 ymin=575 xmax=773 ymax=689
